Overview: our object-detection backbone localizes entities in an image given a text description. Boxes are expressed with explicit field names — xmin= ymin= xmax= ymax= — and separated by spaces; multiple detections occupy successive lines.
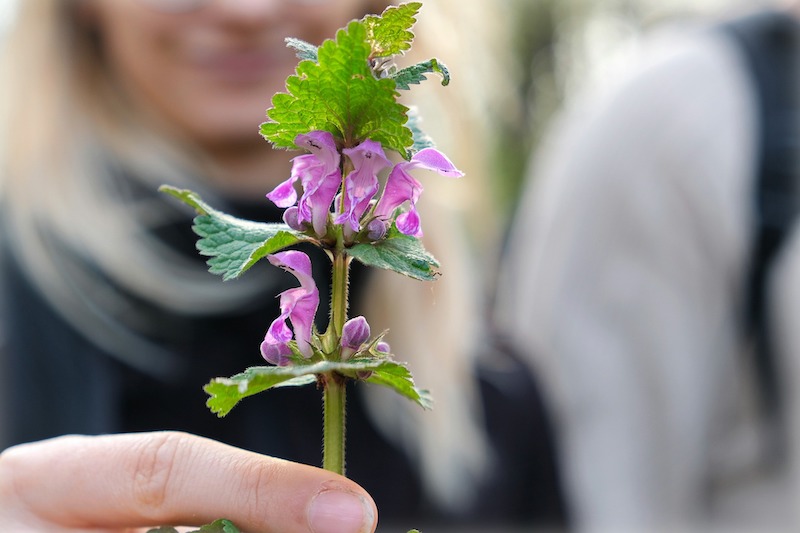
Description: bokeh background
xmin=0 ymin=0 xmax=768 ymax=224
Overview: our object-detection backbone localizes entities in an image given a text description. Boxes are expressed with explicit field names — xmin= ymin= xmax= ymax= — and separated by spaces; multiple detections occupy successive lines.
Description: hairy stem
xmin=322 ymin=249 xmax=350 ymax=475
xmin=329 ymin=250 xmax=350 ymax=343
xmin=323 ymin=373 xmax=347 ymax=475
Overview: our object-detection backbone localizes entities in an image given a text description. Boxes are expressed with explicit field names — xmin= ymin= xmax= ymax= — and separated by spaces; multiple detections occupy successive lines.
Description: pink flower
xmin=266 ymin=131 xmax=341 ymax=237
xmin=335 ymin=139 xmax=392 ymax=232
xmin=260 ymin=250 xmax=319 ymax=364
xmin=374 ymin=148 xmax=463 ymax=237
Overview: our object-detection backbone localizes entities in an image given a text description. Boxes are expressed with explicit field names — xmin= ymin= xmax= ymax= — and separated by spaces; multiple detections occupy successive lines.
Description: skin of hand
xmin=0 ymin=431 xmax=378 ymax=533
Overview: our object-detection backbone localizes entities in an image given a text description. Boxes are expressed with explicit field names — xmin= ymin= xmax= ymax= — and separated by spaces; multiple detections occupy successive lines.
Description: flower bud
xmin=282 ymin=206 xmax=305 ymax=231
xmin=376 ymin=341 xmax=391 ymax=354
xmin=366 ymin=218 xmax=388 ymax=241
xmin=341 ymin=316 xmax=370 ymax=359
xmin=260 ymin=340 xmax=292 ymax=366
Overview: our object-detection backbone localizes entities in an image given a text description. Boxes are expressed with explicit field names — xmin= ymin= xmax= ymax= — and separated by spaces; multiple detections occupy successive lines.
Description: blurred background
xmin=0 ymin=0 xmax=786 ymax=530
xmin=493 ymin=0 xmax=769 ymax=215
xmin=0 ymin=0 xmax=768 ymax=222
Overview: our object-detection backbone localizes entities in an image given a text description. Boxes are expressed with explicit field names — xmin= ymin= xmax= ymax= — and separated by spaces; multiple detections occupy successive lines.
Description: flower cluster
xmin=260 ymin=130 xmax=461 ymax=367
xmin=267 ymin=130 xmax=462 ymax=240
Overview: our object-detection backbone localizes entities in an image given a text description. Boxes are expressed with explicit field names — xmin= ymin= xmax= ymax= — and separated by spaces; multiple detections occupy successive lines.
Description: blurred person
xmin=0 ymin=431 xmax=378 ymax=533
xmin=0 ymin=0 xmax=549 ymax=529
xmin=497 ymin=2 xmax=800 ymax=531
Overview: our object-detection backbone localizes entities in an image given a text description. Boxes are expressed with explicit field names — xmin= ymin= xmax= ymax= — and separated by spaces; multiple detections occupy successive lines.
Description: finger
xmin=0 ymin=432 xmax=377 ymax=533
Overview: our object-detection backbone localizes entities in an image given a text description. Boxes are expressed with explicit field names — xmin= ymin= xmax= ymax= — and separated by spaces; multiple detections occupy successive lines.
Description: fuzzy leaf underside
xmin=206 ymin=359 xmax=431 ymax=416
xmin=406 ymin=107 xmax=435 ymax=152
xmin=261 ymin=20 xmax=412 ymax=156
xmin=285 ymin=37 xmax=318 ymax=61
xmin=363 ymin=2 xmax=422 ymax=58
xmin=147 ymin=519 xmax=240 ymax=533
xmin=348 ymin=228 xmax=440 ymax=281
xmin=160 ymin=186 xmax=305 ymax=280
xmin=392 ymin=58 xmax=450 ymax=90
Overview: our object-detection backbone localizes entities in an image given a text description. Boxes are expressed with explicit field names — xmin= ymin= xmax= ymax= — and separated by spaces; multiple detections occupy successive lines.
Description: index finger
xmin=0 ymin=432 xmax=377 ymax=533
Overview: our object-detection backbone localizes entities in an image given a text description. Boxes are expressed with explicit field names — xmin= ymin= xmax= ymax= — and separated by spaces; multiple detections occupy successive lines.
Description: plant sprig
xmin=161 ymin=4 xmax=454 ymax=532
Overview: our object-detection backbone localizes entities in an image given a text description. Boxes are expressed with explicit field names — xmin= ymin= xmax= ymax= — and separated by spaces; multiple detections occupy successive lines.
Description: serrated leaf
xmin=347 ymin=228 xmax=440 ymax=281
xmin=366 ymin=360 xmax=433 ymax=410
xmin=206 ymin=359 xmax=431 ymax=416
xmin=285 ymin=37 xmax=318 ymax=61
xmin=261 ymin=20 xmax=412 ymax=156
xmin=363 ymin=2 xmax=422 ymax=58
xmin=160 ymin=186 xmax=306 ymax=281
xmin=392 ymin=58 xmax=450 ymax=90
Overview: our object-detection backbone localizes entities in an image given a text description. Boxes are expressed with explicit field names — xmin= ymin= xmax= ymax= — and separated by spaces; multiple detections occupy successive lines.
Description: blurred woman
xmin=0 ymin=0 xmax=545 ymax=528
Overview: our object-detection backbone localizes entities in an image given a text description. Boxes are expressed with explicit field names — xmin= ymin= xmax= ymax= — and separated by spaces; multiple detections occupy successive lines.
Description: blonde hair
xmin=0 ymin=0 xmax=508 ymax=511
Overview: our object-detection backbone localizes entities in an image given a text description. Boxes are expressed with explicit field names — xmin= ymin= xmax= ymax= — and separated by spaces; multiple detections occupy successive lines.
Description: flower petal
xmin=407 ymin=147 xmax=464 ymax=177
xmin=267 ymin=251 xmax=319 ymax=359
xmin=291 ymin=132 xmax=342 ymax=237
xmin=268 ymin=250 xmax=315 ymax=289
xmin=396 ymin=208 xmax=422 ymax=237
xmin=373 ymin=148 xmax=461 ymax=237
xmin=335 ymin=140 xmax=392 ymax=231
xmin=260 ymin=339 xmax=293 ymax=366
xmin=373 ymin=164 xmax=422 ymax=219
xmin=296 ymin=130 xmax=339 ymax=169
xmin=266 ymin=176 xmax=299 ymax=208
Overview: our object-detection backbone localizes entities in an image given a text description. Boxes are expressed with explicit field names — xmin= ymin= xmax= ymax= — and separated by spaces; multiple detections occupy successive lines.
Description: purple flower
xmin=341 ymin=315 xmax=371 ymax=359
xmin=374 ymin=148 xmax=463 ymax=237
xmin=365 ymin=218 xmax=388 ymax=241
xmin=335 ymin=140 xmax=392 ymax=232
xmin=260 ymin=250 xmax=319 ymax=364
xmin=266 ymin=131 xmax=341 ymax=237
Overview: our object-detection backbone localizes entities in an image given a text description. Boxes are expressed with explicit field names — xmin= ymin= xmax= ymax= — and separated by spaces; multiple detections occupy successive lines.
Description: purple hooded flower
xmin=374 ymin=148 xmax=463 ymax=237
xmin=376 ymin=341 xmax=391 ymax=354
xmin=260 ymin=250 xmax=319 ymax=364
xmin=266 ymin=131 xmax=341 ymax=236
xmin=341 ymin=315 xmax=371 ymax=359
xmin=334 ymin=139 xmax=392 ymax=232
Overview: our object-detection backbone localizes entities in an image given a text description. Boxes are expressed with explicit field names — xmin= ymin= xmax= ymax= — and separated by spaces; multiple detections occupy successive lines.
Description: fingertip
xmin=307 ymin=480 xmax=378 ymax=533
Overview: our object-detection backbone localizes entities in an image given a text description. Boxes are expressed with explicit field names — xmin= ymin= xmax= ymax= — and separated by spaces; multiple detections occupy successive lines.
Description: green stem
xmin=322 ymin=249 xmax=350 ymax=475
xmin=329 ymin=250 xmax=350 ymax=343
xmin=323 ymin=373 xmax=347 ymax=475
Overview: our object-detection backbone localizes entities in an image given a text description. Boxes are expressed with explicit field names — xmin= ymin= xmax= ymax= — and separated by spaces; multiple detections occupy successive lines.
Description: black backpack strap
xmin=724 ymin=10 xmax=800 ymax=464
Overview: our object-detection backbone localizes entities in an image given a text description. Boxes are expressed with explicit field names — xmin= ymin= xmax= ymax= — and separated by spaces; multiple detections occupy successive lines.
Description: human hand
xmin=0 ymin=431 xmax=377 ymax=533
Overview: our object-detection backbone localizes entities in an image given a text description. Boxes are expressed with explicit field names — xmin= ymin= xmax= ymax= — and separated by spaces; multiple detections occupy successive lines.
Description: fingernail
xmin=308 ymin=489 xmax=375 ymax=533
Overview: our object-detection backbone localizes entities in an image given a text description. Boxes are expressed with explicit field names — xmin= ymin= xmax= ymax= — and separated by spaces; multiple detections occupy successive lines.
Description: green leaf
xmin=363 ymin=2 xmax=423 ymax=58
xmin=348 ymin=228 xmax=440 ymax=281
xmin=285 ymin=37 xmax=318 ymax=61
xmin=392 ymin=58 xmax=450 ymax=90
xmin=205 ymin=359 xmax=431 ymax=416
xmin=261 ymin=20 xmax=413 ymax=156
xmin=366 ymin=360 xmax=433 ymax=410
xmin=195 ymin=519 xmax=240 ymax=533
xmin=160 ymin=186 xmax=305 ymax=281
xmin=147 ymin=520 xmax=240 ymax=533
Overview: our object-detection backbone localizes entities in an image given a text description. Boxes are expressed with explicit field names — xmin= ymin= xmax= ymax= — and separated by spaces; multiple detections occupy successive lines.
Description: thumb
xmin=0 ymin=431 xmax=378 ymax=533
